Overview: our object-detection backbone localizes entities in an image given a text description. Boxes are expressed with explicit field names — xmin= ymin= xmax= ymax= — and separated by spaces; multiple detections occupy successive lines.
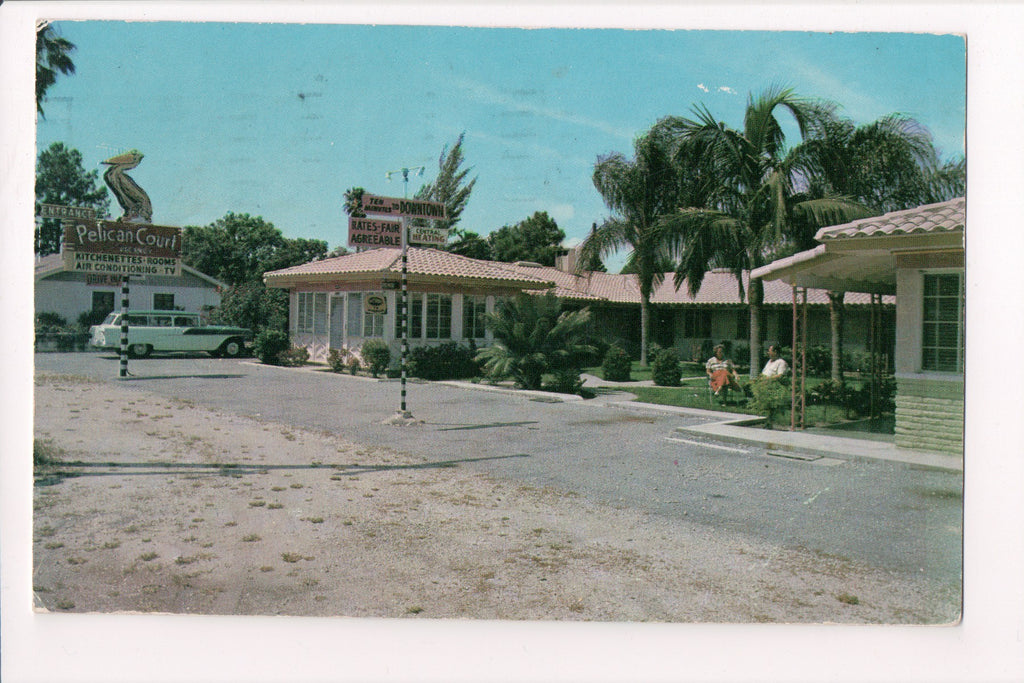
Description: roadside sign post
xmin=358 ymin=190 xmax=447 ymax=422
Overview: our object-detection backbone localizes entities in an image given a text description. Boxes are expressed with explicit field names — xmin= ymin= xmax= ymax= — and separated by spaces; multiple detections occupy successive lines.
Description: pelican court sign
xmin=62 ymin=218 xmax=182 ymax=277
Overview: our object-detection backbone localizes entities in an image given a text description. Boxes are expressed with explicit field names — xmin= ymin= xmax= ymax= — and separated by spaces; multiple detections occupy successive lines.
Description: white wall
xmin=35 ymin=271 xmax=221 ymax=325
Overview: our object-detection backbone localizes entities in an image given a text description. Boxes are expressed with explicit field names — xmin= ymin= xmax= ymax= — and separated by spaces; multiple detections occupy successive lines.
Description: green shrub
xmin=253 ymin=329 xmax=292 ymax=365
xmin=749 ymin=376 xmax=790 ymax=429
xmin=279 ymin=346 xmax=309 ymax=367
xmin=408 ymin=342 xmax=479 ymax=380
xmin=327 ymin=348 xmax=349 ymax=373
xmin=808 ymin=378 xmax=847 ymax=406
xmin=77 ymin=309 xmax=110 ymax=330
xmin=35 ymin=312 xmax=67 ymax=332
xmin=601 ymin=344 xmax=632 ymax=382
xmin=651 ymin=348 xmax=682 ymax=387
xmin=546 ymin=368 xmax=584 ymax=395
xmin=361 ymin=339 xmax=391 ymax=378
xmin=347 ymin=356 xmax=362 ymax=375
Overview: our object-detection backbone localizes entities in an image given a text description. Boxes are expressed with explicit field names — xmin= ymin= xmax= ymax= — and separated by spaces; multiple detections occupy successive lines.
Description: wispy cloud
xmin=451 ymin=76 xmax=634 ymax=141
xmin=718 ymin=86 xmax=738 ymax=95
xmin=697 ymin=83 xmax=709 ymax=93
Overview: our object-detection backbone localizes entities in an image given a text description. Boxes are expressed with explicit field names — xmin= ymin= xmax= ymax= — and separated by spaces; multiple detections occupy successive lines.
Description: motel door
xmin=329 ymin=295 xmax=346 ymax=350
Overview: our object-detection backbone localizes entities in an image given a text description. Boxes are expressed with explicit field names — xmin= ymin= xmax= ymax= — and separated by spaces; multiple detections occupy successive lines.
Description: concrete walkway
xmin=582 ymin=374 xmax=963 ymax=472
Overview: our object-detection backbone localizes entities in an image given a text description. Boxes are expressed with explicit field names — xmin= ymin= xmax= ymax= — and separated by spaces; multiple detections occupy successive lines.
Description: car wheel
xmin=220 ymin=339 xmax=242 ymax=358
xmin=128 ymin=343 xmax=151 ymax=358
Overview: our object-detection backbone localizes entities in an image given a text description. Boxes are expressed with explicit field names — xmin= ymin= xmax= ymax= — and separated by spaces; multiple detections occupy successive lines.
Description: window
xmin=344 ymin=292 xmax=384 ymax=337
xmin=462 ymin=295 xmax=487 ymax=339
xmin=410 ymin=293 xmax=424 ymax=339
xmin=921 ymin=272 xmax=964 ymax=373
xmin=91 ymin=291 xmax=115 ymax=316
xmin=314 ymin=292 xmax=328 ymax=335
xmin=426 ymin=294 xmax=452 ymax=339
xmin=363 ymin=293 xmax=384 ymax=338
xmin=346 ymin=293 xmax=362 ymax=337
xmin=683 ymin=309 xmax=711 ymax=338
xmin=153 ymin=293 xmax=175 ymax=310
xmin=297 ymin=292 xmax=315 ymax=334
xmin=736 ymin=309 xmax=749 ymax=340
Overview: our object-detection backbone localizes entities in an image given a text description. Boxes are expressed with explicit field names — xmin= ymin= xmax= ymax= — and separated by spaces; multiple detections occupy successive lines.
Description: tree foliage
xmin=658 ymin=87 xmax=876 ymax=374
xmin=210 ymin=282 xmax=289 ymax=334
xmin=487 ymin=211 xmax=566 ymax=265
xmin=36 ymin=22 xmax=76 ymax=117
xmin=447 ymin=231 xmax=493 ymax=260
xmin=35 ymin=142 xmax=110 ymax=255
xmin=415 ymin=132 xmax=477 ymax=233
xmin=476 ymin=293 xmax=594 ymax=391
xmin=181 ymin=212 xmax=327 ymax=286
xmin=580 ymin=131 xmax=683 ymax=365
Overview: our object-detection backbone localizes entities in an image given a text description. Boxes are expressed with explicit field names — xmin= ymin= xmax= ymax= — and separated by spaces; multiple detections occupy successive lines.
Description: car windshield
xmin=102 ymin=313 xmax=118 ymax=325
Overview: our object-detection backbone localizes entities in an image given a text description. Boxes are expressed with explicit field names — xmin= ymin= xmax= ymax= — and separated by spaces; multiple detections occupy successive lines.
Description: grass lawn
xmin=629 ymin=375 xmax=882 ymax=429
xmin=582 ymin=360 xmax=707 ymax=383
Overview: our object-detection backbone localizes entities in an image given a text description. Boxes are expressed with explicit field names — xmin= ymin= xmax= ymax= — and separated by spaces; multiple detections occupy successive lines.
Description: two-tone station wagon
xmin=89 ymin=310 xmax=253 ymax=358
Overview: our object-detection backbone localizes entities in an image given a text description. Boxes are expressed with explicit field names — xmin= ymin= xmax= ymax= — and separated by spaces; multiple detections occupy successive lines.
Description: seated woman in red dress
xmin=706 ymin=344 xmax=740 ymax=397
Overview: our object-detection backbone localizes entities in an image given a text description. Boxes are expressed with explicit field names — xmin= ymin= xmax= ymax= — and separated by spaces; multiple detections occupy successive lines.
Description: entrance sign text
xmin=39 ymin=204 xmax=99 ymax=220
xmin=348 ymin=217 xmax=402 ymax=248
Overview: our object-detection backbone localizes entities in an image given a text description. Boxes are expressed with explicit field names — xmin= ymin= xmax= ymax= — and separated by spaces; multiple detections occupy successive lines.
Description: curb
xmin=438 ymin=380 xmax=584 ymax=403
xmin=675 ymin=422 xmax=963 ymax=472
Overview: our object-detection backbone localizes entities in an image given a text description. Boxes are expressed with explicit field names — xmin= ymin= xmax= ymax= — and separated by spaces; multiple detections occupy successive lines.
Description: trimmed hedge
xmin=407 ymin=342 xmax=479 ymax=381
xmin=601 ymin=344 xmax=632 ymax=382
xmin=651 ymin=348 xmax=682 ymax=387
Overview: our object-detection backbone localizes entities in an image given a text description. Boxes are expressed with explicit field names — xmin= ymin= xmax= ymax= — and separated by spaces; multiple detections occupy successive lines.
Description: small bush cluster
xmin=651 ymin=347 xmax=682 ymax=387
xmin=407 ymin=342 xmax=479 ymax=381
xmin=808 ymin=376 xmax=896 ymax=417
xmin=327 ymin=347 xmax=351 ymax=373
xmin=253 ymin=331 xmax=308 ymax=367
xmin=749 ymin=376 xmax=790 ymax=429
xmin=546 ymin=368 xmax=583 ymax=395
xmin=601 ymin=344 xmax=632 ymax=382
xmin=253 ymin=329 xmax=292 ymax=365
xmin=278 ymin=346 xmax=309 ymax=367
xmin=360 ymin=339 xmax=391 ymax=378
xmin=34 ymin=312 xmax=92 ymax=352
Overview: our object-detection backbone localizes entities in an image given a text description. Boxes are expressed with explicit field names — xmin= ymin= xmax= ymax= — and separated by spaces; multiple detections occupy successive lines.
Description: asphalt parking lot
xmin=34 ymin=351 xmax=963 ymax=586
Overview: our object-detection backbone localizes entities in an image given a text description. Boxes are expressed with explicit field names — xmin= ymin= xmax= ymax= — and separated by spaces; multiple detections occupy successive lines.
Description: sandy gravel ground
xmin=32 ymin=372 xmax=959 ymax=623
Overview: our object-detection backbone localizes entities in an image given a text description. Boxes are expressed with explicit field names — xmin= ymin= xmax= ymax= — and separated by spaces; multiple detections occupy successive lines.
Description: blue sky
xmin=37 ymin=22 xmax=966 ymax=270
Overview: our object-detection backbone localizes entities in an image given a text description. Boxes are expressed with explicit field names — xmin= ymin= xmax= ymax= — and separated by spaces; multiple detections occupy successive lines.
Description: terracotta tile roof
xmin=503 ymin=264 xmax=639 ymax=302
xmin=815 ymin=197 xmax=965 ymax=241
xmin=504 ymin=264 xmax=891 ymax=306
xmin=266 ymin=248 xmax=892 ymax=306
xmin=265 ymin=247 xmax=553 ymax=287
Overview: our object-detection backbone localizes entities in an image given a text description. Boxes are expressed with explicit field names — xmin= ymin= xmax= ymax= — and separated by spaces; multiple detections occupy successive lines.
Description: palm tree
xmin=659 ymin=86 xmax=874 ymax=377
xmin=36 ymin=21 xmax=76 ymax=117
xmin=580 ymin=130 xmax=682 ymax=366
xmin=795 ymin=112 xmax=966 ymax=381
xmin=476 ymin=293 xmax=593 ymax=391
xmin=414 ymin=132 xmax=477 ymax=234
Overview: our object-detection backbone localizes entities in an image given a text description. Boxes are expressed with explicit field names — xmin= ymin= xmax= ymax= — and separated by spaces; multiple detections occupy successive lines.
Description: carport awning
xmin=751 ymin=244 xmax=897 ymax=295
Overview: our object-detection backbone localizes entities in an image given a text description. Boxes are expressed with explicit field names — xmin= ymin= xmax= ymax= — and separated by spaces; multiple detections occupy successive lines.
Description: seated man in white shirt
xmin=761 ymin=344 xmax=789 ymax=379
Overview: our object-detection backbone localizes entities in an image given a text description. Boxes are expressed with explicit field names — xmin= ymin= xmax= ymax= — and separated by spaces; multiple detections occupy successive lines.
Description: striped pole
xmin=119 ymin=275 xmax=130 ymax=378
xmin=400 ymin=216 xmax=409 ymax=414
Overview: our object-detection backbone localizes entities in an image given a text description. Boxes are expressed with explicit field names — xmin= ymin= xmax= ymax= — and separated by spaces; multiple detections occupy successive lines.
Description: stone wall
xmin=894 ymin=377 xmax=964 ymax=456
